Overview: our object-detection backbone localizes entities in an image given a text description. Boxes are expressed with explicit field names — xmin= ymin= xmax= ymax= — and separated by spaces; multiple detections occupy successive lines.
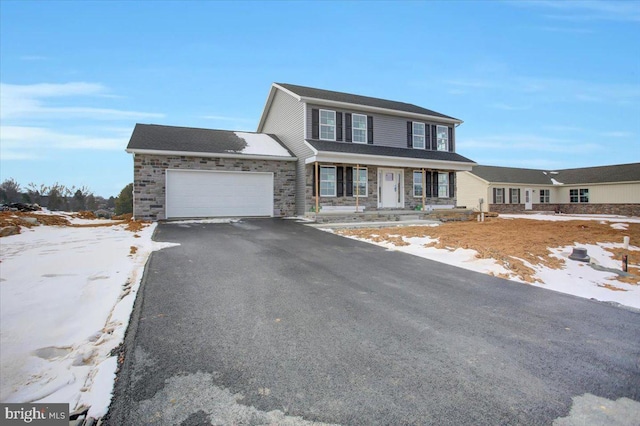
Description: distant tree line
xmin=0 ymin=178 xmax=133 ymax=215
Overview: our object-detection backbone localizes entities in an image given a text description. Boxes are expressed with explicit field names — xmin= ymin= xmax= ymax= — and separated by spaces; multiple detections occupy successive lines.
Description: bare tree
xmin=0 ymin=178 xmax=22 ymax=203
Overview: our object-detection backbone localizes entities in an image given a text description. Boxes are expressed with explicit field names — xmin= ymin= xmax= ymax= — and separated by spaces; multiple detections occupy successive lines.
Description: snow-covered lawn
xmin=0 ymin=214 xmax=177 ymax=418
xmin=329 ymin=214 xmax=640 ymax=310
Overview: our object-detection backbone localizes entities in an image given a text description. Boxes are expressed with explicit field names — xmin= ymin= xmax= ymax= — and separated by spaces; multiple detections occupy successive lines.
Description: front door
xmin=378 ymin=168 xmax=403 ymax=208
xmin=525 ymin=188 xmax=533 ymax=210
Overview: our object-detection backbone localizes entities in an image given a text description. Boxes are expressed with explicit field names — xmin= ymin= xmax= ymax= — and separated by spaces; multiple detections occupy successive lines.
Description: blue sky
xmin=1 ymin=0 xmax=639 ymax=197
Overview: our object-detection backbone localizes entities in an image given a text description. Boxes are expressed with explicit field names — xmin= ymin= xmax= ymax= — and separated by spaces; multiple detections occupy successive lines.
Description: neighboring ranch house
xmin=127 ymin=83 xmax=476 ymax=220
xmin=457 ymin=163 xmax=640 ymax=216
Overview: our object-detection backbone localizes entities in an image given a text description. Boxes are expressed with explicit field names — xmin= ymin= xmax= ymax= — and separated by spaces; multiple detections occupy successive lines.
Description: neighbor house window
xmin=353 ymin=167 xmax=368 ymax=197
xmin=494 ymin=188 xmax=504 ymax=204
xmin=510 ymin=188 xmax=520 ymax=204
xmin=413 ymin=122 xmax=426 ymax=149
xmin=352 ymin=114 xmax=367 ymax=144
xmin=320 ymin=166 xmax=336 ymax=196
xmin=570 ymin=188 xmax=589 ymax=203
xmin=413 ymin=171 xmax=423 ymax=197
xmin=437 ymin=125 xmax=448 ymax=151
xmin=320 ymin=109 xmax=336 ymax=141
xmin=438 ymin=173 xmax=449 ymax=198
xmin=540 ymin=189 xmax=550 ymax=203
xmin=580 ymin=188 xmax=589 ymax=202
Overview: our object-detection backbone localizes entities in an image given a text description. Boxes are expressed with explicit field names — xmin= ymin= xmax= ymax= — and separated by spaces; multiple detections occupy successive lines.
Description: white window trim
xmin=436 ymin=125 xmax=448 ymax=151
xmin=412 ymin=122 xmax=426 ymax=149
xmin=495 ymin=188 xmax=504 ymax=204
xmin=510 ymin=188 xmax=520 ymax=204
xmin=353 ymin=167 xmax=368 ymax=198
xmin=412 ymin=170 xmax=423 ymax=198
xmin=320 ymin=165 xmax=337 ymax=197
xmin=540 ymin=189 xmax=550 ymax=203
xmin=319 ymin=109 xmax=336 ymax=141
xmin=352 ymin=113 xmax=367 ymax=144
xmin=438 ymin=172 xmax=449 ymax=198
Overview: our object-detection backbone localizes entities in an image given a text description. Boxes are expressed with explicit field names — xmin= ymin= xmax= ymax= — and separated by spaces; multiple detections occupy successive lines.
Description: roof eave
xmin=126 ymin=148 xmax=297 ymax=162
xmin=304 ymin=151 xmax=474 ymax=171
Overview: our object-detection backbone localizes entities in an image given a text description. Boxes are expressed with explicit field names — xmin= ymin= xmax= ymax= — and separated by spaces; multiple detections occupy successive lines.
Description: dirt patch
xmin=337 ymin=218 xmax=640 ymax=284
xmin=0 ymin=211 xmax=151 ymax=237
xmin=129 ymin=246 xmax=138 ymax=255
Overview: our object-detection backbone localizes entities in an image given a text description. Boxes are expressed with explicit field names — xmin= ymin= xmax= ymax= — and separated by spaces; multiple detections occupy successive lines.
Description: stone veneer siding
xmin=133 ymin=154 xmax=296 ymax=221
xmin=305 ymin=164 xmax=457 ymax=212
xmin=489 ymin=203 xmax=639 ymax=216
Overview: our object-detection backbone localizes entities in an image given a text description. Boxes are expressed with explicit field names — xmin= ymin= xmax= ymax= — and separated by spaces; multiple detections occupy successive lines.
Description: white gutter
xmin=126 ymin=148 xmax=297 ymax=162
xmin=305 ymin=151 xmax=474 ymax=171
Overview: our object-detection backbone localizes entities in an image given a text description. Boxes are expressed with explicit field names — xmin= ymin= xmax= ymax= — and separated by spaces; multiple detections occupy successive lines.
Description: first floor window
xmin=413 ymin=171 xmax=423 ymax=197
xmin=320 ymin=109 xmax=336 ymax=141
xmin=353 ymin=167 xmax=368 ymax=197
xmin=320 ymin=166 xmax=336 ymax=196
xmin=510 ymin=188 xmax=520 ymax=204
xmin=352 ymin=114 xmax=367 ymax=144
xmin=540 ymin=189 xmax=550 ymax=203
xmin=413 ymin=122 xmax=426 ymax=149
xmin=494 ymin=188 xmax=504 ymax=203
xmin=438 ymin=173 xmax=449 ymax=198
xmin=437 ymin=125 xmax=449 ymax=151
xmin=570 ymin=188 xmax=589 ymax=203
xmin=580 ymin=188 xmax=589 ymax=203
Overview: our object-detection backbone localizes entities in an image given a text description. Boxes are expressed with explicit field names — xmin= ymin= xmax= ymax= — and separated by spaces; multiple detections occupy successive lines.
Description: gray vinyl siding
xmin=261 ymin=89 xmax=311 ymax=215
xmin=305 ymin=103 xmax=455 ymax=151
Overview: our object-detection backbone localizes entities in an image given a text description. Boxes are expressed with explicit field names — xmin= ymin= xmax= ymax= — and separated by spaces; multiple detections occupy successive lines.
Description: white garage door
xmin=166 ymin=169 xmax=274 ymax=218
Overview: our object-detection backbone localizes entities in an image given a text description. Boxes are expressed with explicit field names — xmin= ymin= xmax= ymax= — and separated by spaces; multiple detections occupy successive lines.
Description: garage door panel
xmin=166 ymin=170 xmax=273 ymax=218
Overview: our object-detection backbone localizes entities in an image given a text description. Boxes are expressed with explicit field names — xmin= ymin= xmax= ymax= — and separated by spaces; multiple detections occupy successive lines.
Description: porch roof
xmin=305 ymin=140 xmax=476 ymax=171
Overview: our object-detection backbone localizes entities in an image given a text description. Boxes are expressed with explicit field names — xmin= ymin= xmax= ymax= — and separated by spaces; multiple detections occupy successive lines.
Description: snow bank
xmin=0 ymin=221 xmax=178 ymax=418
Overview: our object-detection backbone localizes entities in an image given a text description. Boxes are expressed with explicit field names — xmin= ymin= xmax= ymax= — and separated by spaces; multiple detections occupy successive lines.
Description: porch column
xmin=422 ymin=168 xmax=426 ymax=211
xmin=315 ymin=161 xmax=319 ymax=216
xmin=355 ymin=164 xmax=360 ymax=212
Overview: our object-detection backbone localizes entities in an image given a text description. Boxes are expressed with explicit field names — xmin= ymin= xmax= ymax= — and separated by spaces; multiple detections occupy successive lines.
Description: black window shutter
xmin=345 ymin=113 xmax=352 ymax=142
xmin=312 ymin=167 xmax=317 ymax=197
xmin=312 ymin=109 xmax=319 ymax=139
xmin=508 ymin=188 xmax=512 ymax=204
xmin=367 ymin=116 xmax=374 ymax=144
xmin=432 ymin=172 xmax=439 ymax=198
xmin=517 ymin=188 xmax=521 ymax=204
xmin=449 ymin=172 xmax=455 ymax=198
xmin=426 ymin=172 xmax=432 ymax=197
xmin=492 ymin=188 xmax=497 ymax=203
xmin=336 ymin=113 xmax=343 ymax=141
xmin=407 ymin=121 xmax=413 ymax=147
xmin=448 ymin=127 xmax=453 ymax=152
xmin=346 ymin=167 xmax=353 ymax=196
xmin=337 ymin=167 xmax=344 ymax=197
xmin=431 ymin=125 xmax=437 ymax=150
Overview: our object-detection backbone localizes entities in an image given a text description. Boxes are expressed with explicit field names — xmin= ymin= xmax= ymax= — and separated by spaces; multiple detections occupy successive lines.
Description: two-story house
xmin=126 ymin=83 xmax=476 ymax=220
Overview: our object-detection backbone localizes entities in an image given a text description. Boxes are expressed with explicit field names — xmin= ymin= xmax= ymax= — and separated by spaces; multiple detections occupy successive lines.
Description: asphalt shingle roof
xmin=469 ymin=163 xmax=640 ymax=185
xmin=126 ymin=124 xmax=293 ymax=157
xmin=276 ymin=83 xmax=459 ymax=121
xmin=307 ymin=139 xmax=475 ymax=164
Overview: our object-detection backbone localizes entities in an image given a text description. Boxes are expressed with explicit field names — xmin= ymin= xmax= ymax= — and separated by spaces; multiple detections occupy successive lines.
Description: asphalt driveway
xmin=108 ymin=219 xmax=640 ymax=425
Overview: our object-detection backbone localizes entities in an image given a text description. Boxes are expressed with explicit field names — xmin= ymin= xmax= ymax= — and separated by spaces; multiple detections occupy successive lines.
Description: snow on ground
xmin=0 ymin=220 xmax=178 ymax=418
xmin=327 ymin=214 xmax=640 ymax=310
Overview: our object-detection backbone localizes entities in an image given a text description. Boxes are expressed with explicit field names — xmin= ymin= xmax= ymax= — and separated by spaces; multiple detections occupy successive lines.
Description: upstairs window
xmin=413 ymin=122 xmax=426 ymax=149
xmin=540 ymin=189 xmax=550 ymax=203
xmin=352 ymin=114 xmax=367 ymax=144
xmin=437 ymin=125 xmax=449 ymax=151
xmin=320 ymin=109 xmax=336 ymax=141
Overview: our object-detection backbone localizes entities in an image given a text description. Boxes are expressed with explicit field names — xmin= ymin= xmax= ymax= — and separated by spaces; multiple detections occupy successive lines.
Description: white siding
xmin=556 ymin=182 xmax=640 ymax=204
xmin=456 ymin=172 xmax=490 ymax=211
xmin=261 ymin=89 xmax=310 ymax=215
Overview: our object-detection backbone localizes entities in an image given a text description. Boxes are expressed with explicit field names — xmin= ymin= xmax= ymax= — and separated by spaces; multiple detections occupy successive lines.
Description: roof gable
xmin=274 ymin=83 xmax=461 ymax=122
xmin=126 ymin=124 xmax=294 ymax=159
